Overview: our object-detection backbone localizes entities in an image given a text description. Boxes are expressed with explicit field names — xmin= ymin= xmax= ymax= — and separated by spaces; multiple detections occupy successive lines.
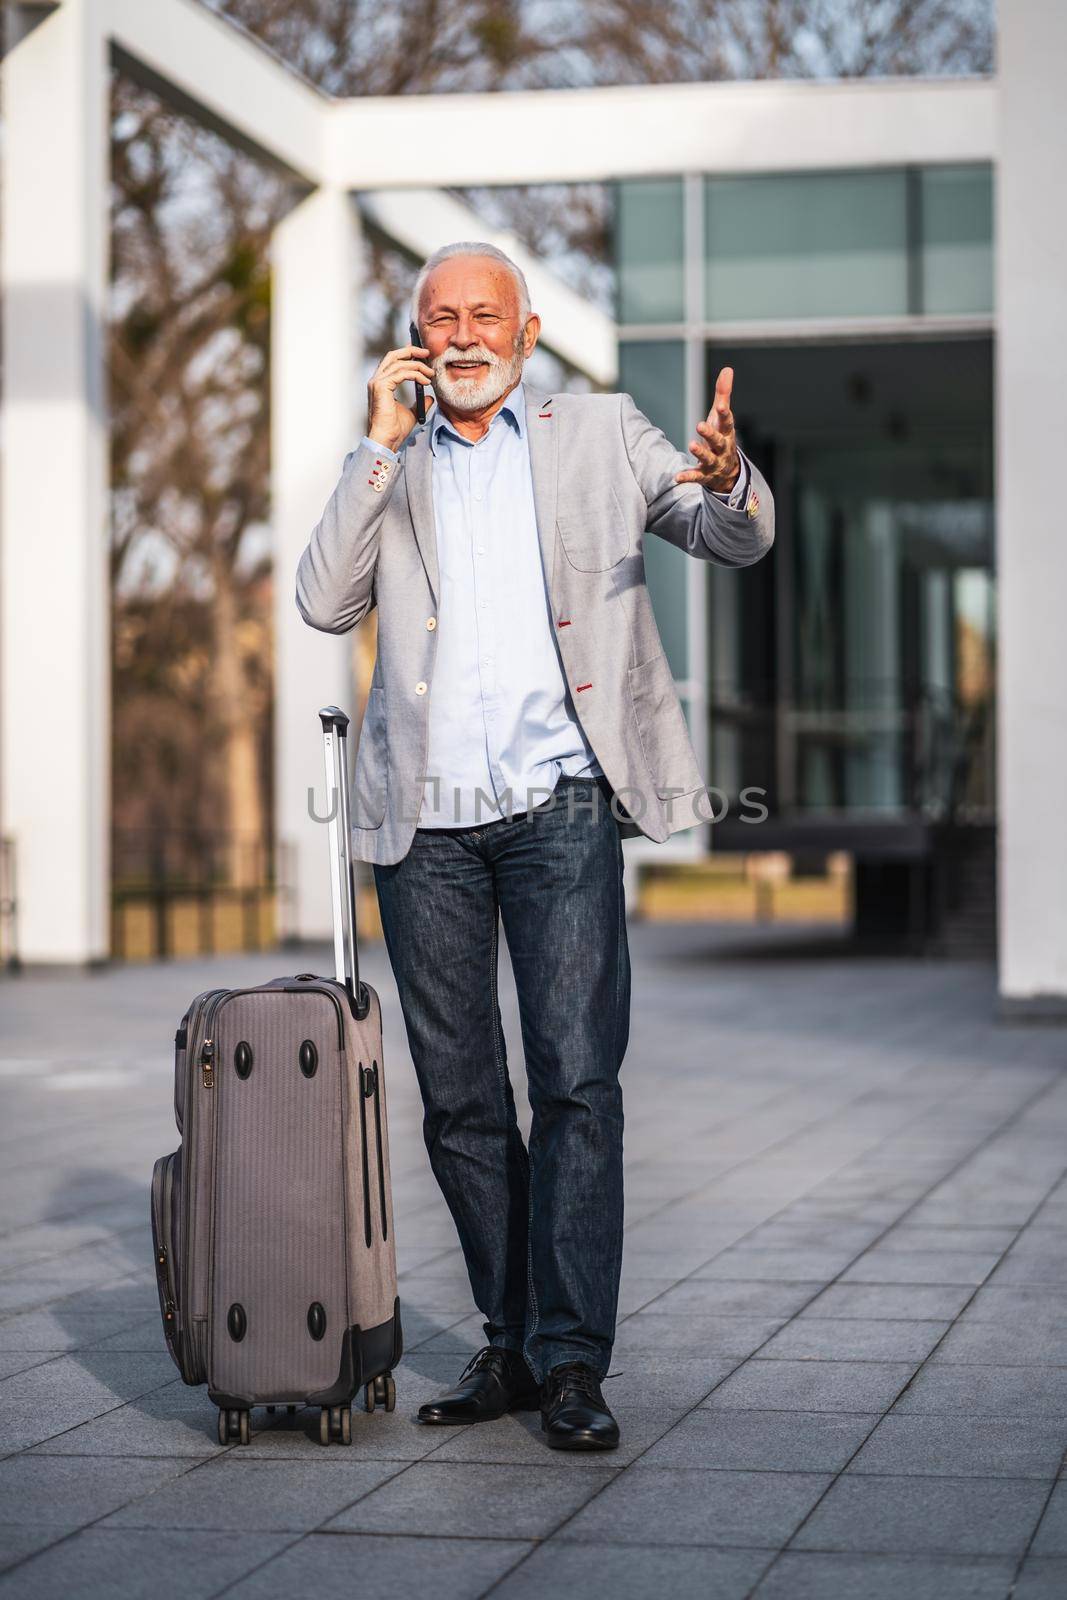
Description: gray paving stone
xmin=0 ymin=1529 xmax=68 ymax=1577
xmin=792 ymin=1474 xmax=1049 ymax=1556
xmin=424 ymin=1406 xmax=672 ymax=1467
xmin=557 ymin=1465 xmax=829 ymax=1548
xmin=962 ymin=1285 xmax=1067 ymax=1324
xmin=874 ymin=1225 xmax=1019 ymax=1254
xmin=599 ymin=1355 xmax=741 ymax=1411
xmin=490 ymin=1540 xmax=772 ymax=1599
xmin=1013 ymin=1558 xmax=1067 ymax=1598
xmin=0 ymin=1455 xmax=196 ymax=1533
xmin=102 ymin=1457 xmax=400 ymax=1532
xmin=839 ymin=1251 xmax=1000 ymax=1286
xmin=0 ymin=1354 xmax=62 ymax=1383
xmin=641 ymin=1409 xmax=876 ymax=1472
xmin=929 ymin=1321 xmax=1067 ymax=1365
xmin=236 ymin=1407 xmax=452 ymax=1462
xmin=327 ymin=1461 xmax=614 ymax=1540
xmin=27 ymin=1383 xmax=225 ymax=1459
xmin=223 ymin=1532 xmax=532 ymax=1600
xmin=892 ymin=1365 xmax=1067 ymax=1417
xmin=1030 ymin=1480 xmax=1067 ymax=1556
xmin=647 ymin=1279 xmax=817 ymax=1319
xmin=752 ymin=1552 xmax=1018 ymax=1599
xmin=799 ymin=1283 xmax=973 ymax=1321
xmin=611 ymin=1313 xmax=783 ymax=1357
xmin=0 ymin=1355 xmax=179 ymax=1453
xmin=693 ymin=1250 xmax=857 ymax=1283
xmin=850 ymin=1414 xmax=1067 ymax=1478
xmin=702 ymin=1360 xmax=916 ymax=1414
xmin=759 ymin=1317 xmax=949 ymax=1363
xmin=0 ymin=1529 xmax=299 ymax=1599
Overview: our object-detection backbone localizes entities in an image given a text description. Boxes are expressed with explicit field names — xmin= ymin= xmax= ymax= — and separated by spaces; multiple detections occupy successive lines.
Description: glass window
xmin=619 ymin=340 xmax=688 ymax=678
xmin=919 ymin=164 xmax=993 ymax=315
xmin=704 ymin=170 xmax=909 ymax=322
xmin=615 ymin=178 xmax=685 ymax=325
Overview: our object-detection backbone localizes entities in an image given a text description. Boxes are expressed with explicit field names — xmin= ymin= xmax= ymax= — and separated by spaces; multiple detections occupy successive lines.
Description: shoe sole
xmin=541 ymin=1424 xmax=620 ymax=1451
xmin=417 ymin=1395 xmax=541 ymax=1426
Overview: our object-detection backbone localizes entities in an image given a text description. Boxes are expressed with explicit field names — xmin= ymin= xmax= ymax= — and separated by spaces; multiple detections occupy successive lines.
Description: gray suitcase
xmin=150 ymin=706 xmax=401 ymax=1446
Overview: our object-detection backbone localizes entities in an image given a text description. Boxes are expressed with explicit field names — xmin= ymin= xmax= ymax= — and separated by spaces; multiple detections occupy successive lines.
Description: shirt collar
xmin=428 ymin=378 xmax=527 ymax=455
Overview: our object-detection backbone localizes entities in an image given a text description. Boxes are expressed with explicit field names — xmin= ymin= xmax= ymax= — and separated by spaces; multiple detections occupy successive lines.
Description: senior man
xmin=296 ymin=241 xmax=774 ymax=1450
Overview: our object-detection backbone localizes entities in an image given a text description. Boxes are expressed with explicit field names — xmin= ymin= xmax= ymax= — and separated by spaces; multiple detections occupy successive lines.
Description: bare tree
xmin=109 ymin=0 xmax=994 ymax=930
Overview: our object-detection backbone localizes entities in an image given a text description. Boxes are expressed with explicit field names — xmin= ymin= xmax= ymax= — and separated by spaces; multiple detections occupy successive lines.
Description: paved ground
xmin=1 ymin=921 xmax=1066 ymax=1598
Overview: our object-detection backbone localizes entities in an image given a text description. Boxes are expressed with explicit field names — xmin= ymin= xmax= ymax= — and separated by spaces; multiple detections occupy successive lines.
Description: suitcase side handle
xmin=318 ymin=705 xmax=369 ymax=1020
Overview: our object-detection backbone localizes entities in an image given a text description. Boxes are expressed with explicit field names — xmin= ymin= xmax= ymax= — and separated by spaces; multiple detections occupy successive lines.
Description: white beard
xmin=432 ymin=338 xmax=525 ymax=412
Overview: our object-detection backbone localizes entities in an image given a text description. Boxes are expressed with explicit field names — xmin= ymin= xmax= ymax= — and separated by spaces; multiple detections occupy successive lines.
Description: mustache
xmin=435 ymin=347 xmax=501 ymax=371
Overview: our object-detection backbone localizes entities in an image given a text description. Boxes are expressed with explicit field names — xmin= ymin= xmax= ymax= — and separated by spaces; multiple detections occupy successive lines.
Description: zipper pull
xmin=201 ymin=1038 xmax=215 ymax=1089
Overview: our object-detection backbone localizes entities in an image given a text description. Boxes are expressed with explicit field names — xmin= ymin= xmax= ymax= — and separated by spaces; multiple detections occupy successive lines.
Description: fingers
xmin=708 ymin=365 xmax=735 ymax=432
xmin=374 ymin=357 xmax=434 ymax=386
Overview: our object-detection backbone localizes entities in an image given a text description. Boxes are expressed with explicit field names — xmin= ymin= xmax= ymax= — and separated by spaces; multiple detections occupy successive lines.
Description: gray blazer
xmin=296 ymin=387 xmax=775 ymax=863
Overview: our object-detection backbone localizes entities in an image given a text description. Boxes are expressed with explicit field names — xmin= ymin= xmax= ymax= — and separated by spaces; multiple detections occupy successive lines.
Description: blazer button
xmin=415 ymin=681 xmax=427 ymax=695
xmin=426 ymin=617 xmax=436 ymax=630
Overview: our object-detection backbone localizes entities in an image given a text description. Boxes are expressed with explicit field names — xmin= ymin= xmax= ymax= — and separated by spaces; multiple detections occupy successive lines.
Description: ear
xmin=522 ymin=313 xmax=542 ymax=359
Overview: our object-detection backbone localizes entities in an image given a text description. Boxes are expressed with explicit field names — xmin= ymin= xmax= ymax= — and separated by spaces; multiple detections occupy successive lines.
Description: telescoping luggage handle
xmin=318 ymin=706 xmax=370 ymax=1020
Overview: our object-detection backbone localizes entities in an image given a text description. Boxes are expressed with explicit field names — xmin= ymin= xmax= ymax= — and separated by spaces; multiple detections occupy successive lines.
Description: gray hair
xmin=410 ymin=241 xmax=531 ymax=331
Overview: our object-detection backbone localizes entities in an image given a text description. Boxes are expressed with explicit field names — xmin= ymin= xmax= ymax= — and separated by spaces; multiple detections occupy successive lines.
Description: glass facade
xmin=704 ymin=169 xmax=911 ymax=322
xmin=919 ymin=164 xmax=994 ymax=315
xmin=614 ymin=164 xmax=995 ymax=825
xmin=615 ymin=177 xmax=685 ymax=325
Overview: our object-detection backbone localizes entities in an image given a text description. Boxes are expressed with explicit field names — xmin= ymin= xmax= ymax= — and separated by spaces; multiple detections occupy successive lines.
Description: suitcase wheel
xmin=218 ymin=1407 xmax=252 ymax=1446
xmin=365 ymin=1373 xmax=396 ymax=1414
xmin=320 ymin=1405 xmax=352 ymax=1446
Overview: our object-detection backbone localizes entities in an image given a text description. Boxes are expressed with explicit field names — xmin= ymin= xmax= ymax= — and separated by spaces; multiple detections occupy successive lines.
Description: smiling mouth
xmin=447 ymin=360 xmax=488 ymax=374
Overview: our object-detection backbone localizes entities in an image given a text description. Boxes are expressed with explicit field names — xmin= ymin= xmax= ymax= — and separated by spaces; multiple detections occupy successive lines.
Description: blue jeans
xmin=372 ymin=774 xmax=630 ymax=1382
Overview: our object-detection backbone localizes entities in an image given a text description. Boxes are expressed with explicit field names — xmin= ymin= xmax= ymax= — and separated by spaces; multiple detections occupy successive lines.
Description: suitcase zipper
xmin=358 ymin=1061 xmax=387 ymax=1245
xmin=370 ymin=1062 xmax=388 ymax=1244
xmin=359 ymin=1064 xmax=373 ymax=1247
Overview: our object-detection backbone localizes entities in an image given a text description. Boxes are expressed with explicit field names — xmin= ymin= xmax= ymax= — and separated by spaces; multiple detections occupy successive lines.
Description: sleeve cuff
xmin=707 ymin=451 xmax=750 ymax=509
xmin=361 ymin=435 xmax=399 ymax=462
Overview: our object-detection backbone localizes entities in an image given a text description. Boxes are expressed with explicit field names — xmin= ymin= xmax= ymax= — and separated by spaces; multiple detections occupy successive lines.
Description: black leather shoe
xmin=540 ymin=1361 xmax=620 ymax=1451
xmin=417 ymin=1346 xmax=540 ymax=1425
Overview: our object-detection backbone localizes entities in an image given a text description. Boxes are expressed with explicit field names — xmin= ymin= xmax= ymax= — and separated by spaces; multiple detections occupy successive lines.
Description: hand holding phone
xmin=409 ymin=321 xmax=429 ymax=425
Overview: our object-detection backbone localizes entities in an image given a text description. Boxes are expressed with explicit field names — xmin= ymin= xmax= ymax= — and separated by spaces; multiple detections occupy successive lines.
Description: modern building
xmin=2 ymin=0 xmax=1064 ymax=1014
xmin=615 ymin=161 xmax=996 ymax=954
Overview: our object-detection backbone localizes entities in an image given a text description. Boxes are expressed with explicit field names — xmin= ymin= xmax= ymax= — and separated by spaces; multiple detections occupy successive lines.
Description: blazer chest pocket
xmin=556 ymin=486 xmax=629 ymax=572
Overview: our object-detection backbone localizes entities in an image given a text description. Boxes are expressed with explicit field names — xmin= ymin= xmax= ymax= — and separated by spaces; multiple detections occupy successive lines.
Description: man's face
xmin=417 ymin=256 xmax=537 ymax=413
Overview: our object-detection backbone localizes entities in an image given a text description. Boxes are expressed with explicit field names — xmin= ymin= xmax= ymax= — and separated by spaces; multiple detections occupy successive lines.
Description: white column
xmin=997 ymin=0 xmax=1067 ymax=1010
xmin=272 ymin=187 xmax=362 ymax=942
xmin=1 ymin=0 xmax=110 ymax=964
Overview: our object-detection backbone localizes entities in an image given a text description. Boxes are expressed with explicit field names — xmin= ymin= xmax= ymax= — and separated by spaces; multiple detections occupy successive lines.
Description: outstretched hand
xmin=675 ymin=366 xmax=741 ymax=493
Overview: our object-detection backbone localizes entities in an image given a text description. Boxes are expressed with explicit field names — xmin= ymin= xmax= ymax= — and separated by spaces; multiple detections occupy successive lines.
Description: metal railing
xmin=111 ymin=829 xmax=296 ymax=961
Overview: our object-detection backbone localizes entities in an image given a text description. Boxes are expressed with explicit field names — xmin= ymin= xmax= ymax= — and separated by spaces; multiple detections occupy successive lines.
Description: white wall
xmin=996 ymin=0 xmax=1067 ymax=1008
xmin=1 ymin=0 xmax=111 ymax=963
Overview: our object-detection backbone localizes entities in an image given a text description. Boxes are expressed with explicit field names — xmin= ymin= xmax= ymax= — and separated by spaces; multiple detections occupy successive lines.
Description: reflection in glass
xmin=704 ymin=169 xmax=909 ymax=322
xmin=615 ymin=178 xmax=685 ymax=325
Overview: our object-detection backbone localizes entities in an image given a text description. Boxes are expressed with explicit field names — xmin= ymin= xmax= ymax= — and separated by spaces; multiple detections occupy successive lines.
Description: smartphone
xmin=408 ymin=320 xmax=428 ymax=425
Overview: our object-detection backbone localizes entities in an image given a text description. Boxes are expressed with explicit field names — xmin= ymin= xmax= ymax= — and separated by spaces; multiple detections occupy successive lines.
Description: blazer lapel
xmin=525 ymin=392 xmax=558 ymax=597
xmin=403 ymin=427 xmax=439 ymax=605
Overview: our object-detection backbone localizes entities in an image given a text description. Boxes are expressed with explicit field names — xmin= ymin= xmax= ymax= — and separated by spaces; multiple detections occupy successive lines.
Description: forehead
xmin=420 ymin=256 xmax=519 ymax=314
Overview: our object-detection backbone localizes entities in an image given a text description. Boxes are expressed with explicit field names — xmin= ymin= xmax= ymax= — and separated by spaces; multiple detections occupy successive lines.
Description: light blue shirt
xmin=363 ymin=379 xmax=750 ymax=828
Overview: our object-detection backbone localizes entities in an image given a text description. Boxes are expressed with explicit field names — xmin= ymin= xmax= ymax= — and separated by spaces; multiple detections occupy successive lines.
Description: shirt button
xmin=415 ymin=681 xmax=427 ymax=695
xmin=426 ymin=617 xmax=436 ymax=630
xmin=477 ymin=547 xmax=485 ymax=555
